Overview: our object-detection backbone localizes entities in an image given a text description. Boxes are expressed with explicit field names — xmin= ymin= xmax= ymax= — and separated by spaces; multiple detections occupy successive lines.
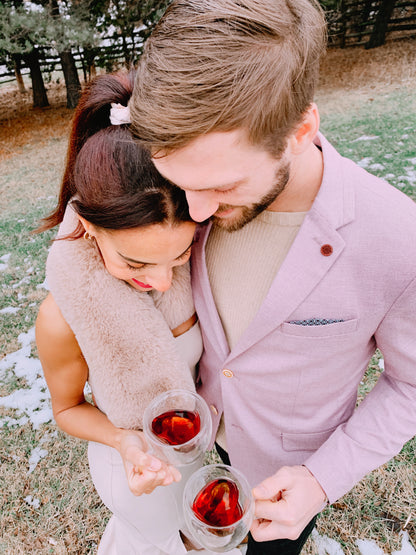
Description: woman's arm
xmin=36 ymin=293 xmax=181 ymax=494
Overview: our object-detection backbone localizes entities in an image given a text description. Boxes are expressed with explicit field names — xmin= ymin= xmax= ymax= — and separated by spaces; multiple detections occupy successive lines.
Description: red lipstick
xmin=132 ymin=278 xmax=152 ymax=289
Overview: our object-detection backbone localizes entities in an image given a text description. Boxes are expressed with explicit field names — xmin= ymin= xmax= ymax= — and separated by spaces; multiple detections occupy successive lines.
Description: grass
xmin=1 ymin=39 xmax=416 ymax=554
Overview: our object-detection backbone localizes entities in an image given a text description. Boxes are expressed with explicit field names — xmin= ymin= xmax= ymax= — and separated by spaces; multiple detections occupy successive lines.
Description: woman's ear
xmin=77 ymin=215 xmax=96 ymax=238
xmin=289 ymin=103 xmax=320 ymax=155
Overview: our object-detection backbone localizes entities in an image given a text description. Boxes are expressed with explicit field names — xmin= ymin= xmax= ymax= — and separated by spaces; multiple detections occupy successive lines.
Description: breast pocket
xmin=282 ymin=427 xmax=338 ymax=452
xmin=281 ymin=318 xmax=358 ymax=338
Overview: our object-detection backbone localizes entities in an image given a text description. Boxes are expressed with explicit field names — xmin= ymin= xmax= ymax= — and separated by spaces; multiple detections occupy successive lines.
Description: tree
xmin=0 ymin=2 xmax=50 ymax=107
xmin=96 ymin=0 xmax=171 ymax=68
xmin=48 ymin=0 xmax=83 ymax=109
xmin=13 ymin=53 xmax=27 ymax=93
xmin=366 ymin=0 xmax=397 ymax=48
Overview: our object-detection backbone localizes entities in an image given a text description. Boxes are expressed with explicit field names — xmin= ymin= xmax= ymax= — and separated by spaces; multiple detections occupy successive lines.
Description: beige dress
xmin=88 ymin=322 xmax=204 ymax=555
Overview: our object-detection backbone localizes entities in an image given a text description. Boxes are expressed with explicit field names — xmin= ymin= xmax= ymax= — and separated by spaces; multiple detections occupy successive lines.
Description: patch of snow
xmin=378 ymin=358 xmax=385 ymax=370
xmin=312 ymin=528 xmax=415 ymax=555
xmin=0 ymin=306 xmax=21 ymax=314
xmin=0 ymin=327 xmax=53 ymax=429
xmin=24 ymin=495 xmax=41 ymax=509
xmin=312 ymin=529 xmax=345 ymax=554
xmin=368 ymin=163 xmax=385 ymax=171
xmin=36 ymin=278 xmax=49 ymax=291
xmin=356 ymin=538 xmax=384 ymax=554
xmin=28 ymin=446 xmax=48 ymax=474
xmin=357 ymin=157 xmax=373 ymax=168
xmin=352 ymin=135 xmax=380 ymax=142
xmin=12 ymin=276 xmax=31 ymax=289
xmin=392 ymin=531 xmax=416 ymax=555
xmin=0 ymin=254 xmax=10 ymax=272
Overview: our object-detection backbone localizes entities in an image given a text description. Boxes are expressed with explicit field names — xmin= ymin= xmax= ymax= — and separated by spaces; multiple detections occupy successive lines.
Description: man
xmin=130 ymin=1 xmax=416 ymax=553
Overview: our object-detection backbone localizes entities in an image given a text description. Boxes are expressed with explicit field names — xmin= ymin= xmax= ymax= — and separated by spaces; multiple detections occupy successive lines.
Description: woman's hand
xmin=119 ymin=430 xmax=182 ymax=496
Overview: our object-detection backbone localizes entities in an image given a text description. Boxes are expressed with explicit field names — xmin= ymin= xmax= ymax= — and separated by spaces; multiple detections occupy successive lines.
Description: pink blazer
xmin=191 ymin=134 xmax=416 ymax=503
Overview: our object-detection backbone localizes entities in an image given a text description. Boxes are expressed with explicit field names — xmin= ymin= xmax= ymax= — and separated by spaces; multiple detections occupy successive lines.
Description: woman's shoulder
xmin=36 ymin=293 xmax=79 ymax=349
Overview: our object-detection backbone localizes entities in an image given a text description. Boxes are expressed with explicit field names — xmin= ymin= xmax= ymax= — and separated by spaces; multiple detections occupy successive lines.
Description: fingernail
xmin=148 ymin=458 xmax=162 ymax=471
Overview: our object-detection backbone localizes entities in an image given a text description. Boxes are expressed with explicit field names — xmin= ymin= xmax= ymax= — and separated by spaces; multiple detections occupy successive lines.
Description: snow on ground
xmin=352 ymin=135 xmax=380 ymax=142
xmin=0 ymin=326 xmax=53 ymax=431
xmin=0 ymin=252 xmax=11 ymax=272
xmin=0 ymin=306 xmax=21 ymax=314
xmin=313 ymin=530 xmax=415 ymax=555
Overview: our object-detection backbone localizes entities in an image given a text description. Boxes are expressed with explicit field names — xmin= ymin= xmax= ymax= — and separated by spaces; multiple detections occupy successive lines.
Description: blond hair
xmin=131 ymin=0 xmax=327 ymax=156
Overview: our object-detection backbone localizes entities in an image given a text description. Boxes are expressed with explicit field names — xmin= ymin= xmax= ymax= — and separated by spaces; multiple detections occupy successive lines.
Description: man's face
xmin=152 ymin=130 xmax=291 ymax=231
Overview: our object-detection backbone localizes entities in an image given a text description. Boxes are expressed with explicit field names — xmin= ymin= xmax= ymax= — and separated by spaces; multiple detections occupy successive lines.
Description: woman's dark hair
xmin=37 ymin=70 xmax=191 ymax=238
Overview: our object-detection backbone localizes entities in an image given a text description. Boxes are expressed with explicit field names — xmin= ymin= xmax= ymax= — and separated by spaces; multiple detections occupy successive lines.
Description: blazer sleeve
xmin=304 ymin=274 xmax=416 ymax=503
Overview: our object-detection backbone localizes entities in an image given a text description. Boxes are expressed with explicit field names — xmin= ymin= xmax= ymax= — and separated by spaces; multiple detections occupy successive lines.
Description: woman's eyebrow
xmin=117 ymin=239 xmax=194 ymax=265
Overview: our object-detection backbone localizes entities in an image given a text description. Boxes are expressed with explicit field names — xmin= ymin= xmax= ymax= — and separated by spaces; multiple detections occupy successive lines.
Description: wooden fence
xmin=0 ymin=39 xmax=140 ymax=85
xmin=1 ymin=2 xmax=416 ymax=85
xmin=326 ymin=0 xmax=416 ymax=47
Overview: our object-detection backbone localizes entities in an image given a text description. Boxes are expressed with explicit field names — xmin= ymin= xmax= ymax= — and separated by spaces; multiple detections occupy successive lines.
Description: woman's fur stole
xmin=46 ymin=205 xmax=196 ymax=430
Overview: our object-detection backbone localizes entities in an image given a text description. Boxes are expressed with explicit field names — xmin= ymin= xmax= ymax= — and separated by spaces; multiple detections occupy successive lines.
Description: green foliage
xmin=0 ymin=3 xmax=50 ymax=55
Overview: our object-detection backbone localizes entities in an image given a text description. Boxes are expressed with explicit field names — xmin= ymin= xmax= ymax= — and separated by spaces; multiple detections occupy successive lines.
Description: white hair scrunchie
xmin=110 ymin=102 xmax=131 ymax=125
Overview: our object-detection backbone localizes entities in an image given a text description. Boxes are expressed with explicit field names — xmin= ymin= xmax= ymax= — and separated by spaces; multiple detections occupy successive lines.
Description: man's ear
xmin=289 ymin=103 xmax=320 ymax=155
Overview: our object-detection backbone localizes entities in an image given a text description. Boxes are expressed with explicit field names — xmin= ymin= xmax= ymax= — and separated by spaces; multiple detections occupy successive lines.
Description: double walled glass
xmin=183 ymin=464 xmax=254 ymax=552
xmin=143 ymin=389 xmax=212 ymax=467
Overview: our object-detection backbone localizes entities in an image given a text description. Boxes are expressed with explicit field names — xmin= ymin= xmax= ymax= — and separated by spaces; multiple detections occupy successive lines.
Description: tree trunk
xmin=13 ymin=54 xmax=27 ymax=94
xmin=23 ymin=49 xmax=49 ymax=108
xmin=59 ymin=50 xmax=81 ymax=109
xmin=122 ymin=34 xmax=131 ymax=69
xmin=77 ymin=47 xmax=88 ymax=83
xmin=84 ymin=47 xmax=97 ymax=81
xmin=366 ymin=0 xmax=397 ymax=48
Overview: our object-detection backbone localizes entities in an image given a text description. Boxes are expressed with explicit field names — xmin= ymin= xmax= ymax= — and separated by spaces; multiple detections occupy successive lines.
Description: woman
xmin=35 ymin=70 xmax=205 ymax=554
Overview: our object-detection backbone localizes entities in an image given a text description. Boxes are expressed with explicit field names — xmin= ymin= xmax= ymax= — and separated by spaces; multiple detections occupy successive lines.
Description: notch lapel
xmin=228 ymin=208 xmax=346 ymax=360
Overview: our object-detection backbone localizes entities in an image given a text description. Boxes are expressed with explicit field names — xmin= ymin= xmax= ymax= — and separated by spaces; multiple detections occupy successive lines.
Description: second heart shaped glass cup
xmin=183 ymin=464 xmax=254 ymax=552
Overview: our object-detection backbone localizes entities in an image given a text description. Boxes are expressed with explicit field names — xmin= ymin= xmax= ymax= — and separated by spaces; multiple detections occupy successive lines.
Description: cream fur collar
xmin=46 ymin=205 xmax=195 ymax=430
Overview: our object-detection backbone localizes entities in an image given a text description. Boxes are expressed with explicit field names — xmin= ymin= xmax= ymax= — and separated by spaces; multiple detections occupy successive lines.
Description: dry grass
xmin=317 ymin=37 xmax=416 ymax=115
xmin=0 ymin=82 xmax=72 ymax=163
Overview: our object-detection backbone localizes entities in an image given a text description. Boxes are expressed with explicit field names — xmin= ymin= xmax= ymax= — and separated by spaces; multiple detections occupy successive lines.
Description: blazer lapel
xmin=192 ymin=223 xmax=230 ymax=359
xmin=227 ymin=133 xmax=356 ymax=360
xmin=228 ymin=209 xmax=346 ymax=360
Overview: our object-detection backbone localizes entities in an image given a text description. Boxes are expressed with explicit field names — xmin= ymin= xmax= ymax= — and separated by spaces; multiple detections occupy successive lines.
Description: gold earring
xmin=83 ymin=231 xmax=94 ymax=241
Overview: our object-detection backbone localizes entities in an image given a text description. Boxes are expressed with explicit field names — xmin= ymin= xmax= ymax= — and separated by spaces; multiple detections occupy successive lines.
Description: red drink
xmin=151 ymin=409 xmax=200 ymax=445
xmin=192 ymin=478 xmax=243 ymax=527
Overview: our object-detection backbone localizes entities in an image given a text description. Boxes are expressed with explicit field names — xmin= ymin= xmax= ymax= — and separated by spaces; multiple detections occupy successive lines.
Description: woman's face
xmin=84 ymin=221 xmax=196 ymax=292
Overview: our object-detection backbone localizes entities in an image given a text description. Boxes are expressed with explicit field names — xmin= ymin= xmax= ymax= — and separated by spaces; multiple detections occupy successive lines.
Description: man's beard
xmin=212 ymin=161 xmax=290 ymax=232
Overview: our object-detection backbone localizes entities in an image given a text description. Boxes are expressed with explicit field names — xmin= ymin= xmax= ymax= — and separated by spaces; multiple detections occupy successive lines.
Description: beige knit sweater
xmin=46 ymin=205 xmax=196 ymax=430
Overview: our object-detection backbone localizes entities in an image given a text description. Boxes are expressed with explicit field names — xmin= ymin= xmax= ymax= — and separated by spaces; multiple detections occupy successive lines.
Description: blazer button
xmin=222 ymin=369 xmax=234 ymax=378
xmin=210 ymin=404 xmax=218 ymax=415
xmin=320 ymin=244 xmax=333 ymax=256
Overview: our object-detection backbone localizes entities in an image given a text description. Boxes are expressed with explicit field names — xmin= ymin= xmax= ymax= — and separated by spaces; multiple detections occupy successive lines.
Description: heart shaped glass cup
xmin=183 ymin=464 xmax=254 ymax=552
xmin=143 ymin=389 xmax=212 ymax=467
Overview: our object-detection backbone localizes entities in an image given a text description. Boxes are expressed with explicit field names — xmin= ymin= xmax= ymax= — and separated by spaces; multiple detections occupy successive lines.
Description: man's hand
xmin=250 ymin=465 xmax=327 ymax=541
xmin=119 ymin=431 xmax=181 ymax=496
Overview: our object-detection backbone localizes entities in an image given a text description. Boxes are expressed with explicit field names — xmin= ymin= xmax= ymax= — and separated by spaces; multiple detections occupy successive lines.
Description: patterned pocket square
xmin=289 ymin=318 xmax=345 ymax=326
